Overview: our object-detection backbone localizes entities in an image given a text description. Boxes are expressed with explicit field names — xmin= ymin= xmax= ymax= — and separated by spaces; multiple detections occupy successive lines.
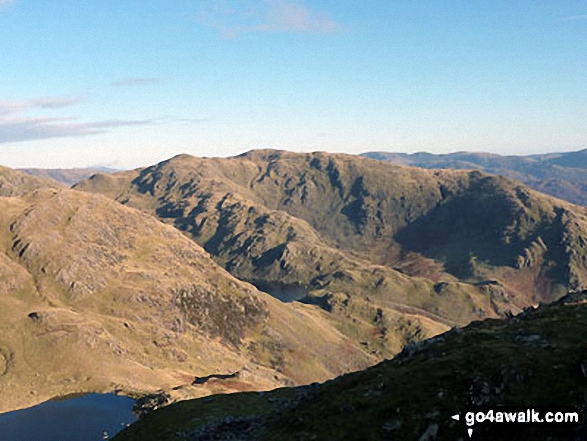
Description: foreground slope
xmin=76 ymin=150 xmax=587 ymax=357
xmin=114 ymin=291 xmax=587 ymax=441
xmin=363 ymin=148 xmax=587 ymax=206
xmin=0 ymin=188 xmax=371 ymax=412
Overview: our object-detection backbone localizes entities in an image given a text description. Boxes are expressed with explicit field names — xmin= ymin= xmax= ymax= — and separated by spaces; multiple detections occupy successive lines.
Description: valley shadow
xmin=394 ymin=189 xmax=566 ymax=281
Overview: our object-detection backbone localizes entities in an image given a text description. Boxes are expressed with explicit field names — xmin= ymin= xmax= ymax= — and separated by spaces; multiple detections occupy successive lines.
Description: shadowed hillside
xmin=363 ymin=149 xmax=587 ymax=206
xmin=75 ymin=150 xmax=587 ymax=359
xmin=114 ymin=291 xmax=587 ymax=441
xmin=0 ymin=187 xmax=372 ymax=413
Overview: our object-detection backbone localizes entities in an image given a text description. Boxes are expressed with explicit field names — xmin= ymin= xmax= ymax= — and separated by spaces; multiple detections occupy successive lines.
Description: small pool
xmin=252 ymin=281 xmax=310 ymax=303
xmin=0 ymin=393 xmax=137 ymax=441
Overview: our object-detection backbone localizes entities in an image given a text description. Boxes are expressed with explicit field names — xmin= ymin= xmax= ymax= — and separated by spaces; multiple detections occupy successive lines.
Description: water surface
xmin=0 ymin=393 xmax=136 ymax=441
xmin=252 ymin=281 xmax=309 ymax=302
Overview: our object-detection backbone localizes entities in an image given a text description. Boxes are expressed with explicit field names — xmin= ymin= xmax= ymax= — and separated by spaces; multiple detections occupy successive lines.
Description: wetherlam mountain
xmin=0 ymin=168 xmax=372 ymax=413
xmin=75 ymin=150 xmax=587 ymax=360
xmin=362 ymin=148 xmax=587 ymax=206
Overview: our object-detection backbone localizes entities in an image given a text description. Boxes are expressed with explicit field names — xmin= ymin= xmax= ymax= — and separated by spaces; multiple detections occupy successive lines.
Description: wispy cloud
xmin=111 ymin=77 xmax=162 ymax=87
xmin=0 ymin=0 xmax=16 ymax=6
xmin=0 ymin=117 xmax=154 ymax=143
xmin=198 ymin=0 xmax=341 ymax=37
xmin=0 ymin=95 xmax=85 ymax=116
xmin=0 ymin=91 xmax=203 ymax=144
xmin=0 ymin=93 xmax=155 ymax=143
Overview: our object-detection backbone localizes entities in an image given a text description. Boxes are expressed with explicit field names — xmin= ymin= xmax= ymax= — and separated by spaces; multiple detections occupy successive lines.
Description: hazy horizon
xmin=7 ymin=144 xmax=586 ymax=171
xmin=1 ymin=0 xmax=586 ymax=168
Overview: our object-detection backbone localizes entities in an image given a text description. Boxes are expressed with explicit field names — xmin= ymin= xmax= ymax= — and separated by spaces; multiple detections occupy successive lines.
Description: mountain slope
xmin=0 ymin=166 xmax=58 ymax=196
xmin=0 ymin=187 xmax=371 ymax=413
xmin=75 ymin=150 xmax=587 ymax=358
xmin=362 ymin=149 xmax=587 ymax=206
xmin=114 ymin=291 xmax=587 ymax=441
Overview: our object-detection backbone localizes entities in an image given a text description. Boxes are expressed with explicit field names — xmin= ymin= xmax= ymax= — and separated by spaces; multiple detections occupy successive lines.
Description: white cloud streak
xmin=0 ymin=117 xmax=154 ymax=143
xmin=198 ymin=0 xmax=341 ymax=37
xmin=0 ymin=94 xmax=155 ymax=143
xmin=0 ymin=95 xmax=85 ymax=116
xmin=0 ymin=92 xmax=203 ymax=144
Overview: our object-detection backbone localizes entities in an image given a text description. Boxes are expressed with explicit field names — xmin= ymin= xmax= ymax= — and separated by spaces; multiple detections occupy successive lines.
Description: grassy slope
xmin=0 ymin=166 xmax=59 ymax=196
xmin=75 ymin=150 xmax=587 ymax=359
xmin=114 ymin=291 xmax=587 ymax=441
xmin=0 ymin=188 xmax=372 ymax=413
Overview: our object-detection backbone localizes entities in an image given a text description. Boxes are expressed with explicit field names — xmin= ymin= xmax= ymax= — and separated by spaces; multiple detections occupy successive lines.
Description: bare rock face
xmin=0 ymin=347 xmax=9 ymax=377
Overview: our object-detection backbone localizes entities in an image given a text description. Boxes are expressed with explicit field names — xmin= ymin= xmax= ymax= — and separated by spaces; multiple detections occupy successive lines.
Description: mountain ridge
xmin=362 ymin=148 xmax=587 ymax=206
xmin=75 ymin=150 xmax=587 ymax=361
xmin=20 ymin=167 xmax=118 ymax=187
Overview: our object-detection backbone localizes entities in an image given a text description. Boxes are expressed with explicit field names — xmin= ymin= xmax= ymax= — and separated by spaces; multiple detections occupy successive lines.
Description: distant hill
xmin=0 ymin=185 xmax=371 ymax=413
xmin=0 ymin=166 xmax=58 ymax=196
xmin=75 ymin=150 xmax=587 ymax=361
xmin=114 ymin=291 xmax=587 ymax=441
xmin=362 ymin=149 xmax=587 ymax=206
xmin=20 ymin=166 xmax=117 ymax=186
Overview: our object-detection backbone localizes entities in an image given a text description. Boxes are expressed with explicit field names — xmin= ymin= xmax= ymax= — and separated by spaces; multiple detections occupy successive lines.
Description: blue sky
xmin=0 ymin=0 xmax=586 ymax=168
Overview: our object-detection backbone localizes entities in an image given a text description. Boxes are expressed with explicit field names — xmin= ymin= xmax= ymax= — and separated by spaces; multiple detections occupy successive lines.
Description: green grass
xmin=115 ymin=293 xmax=587 ymax=441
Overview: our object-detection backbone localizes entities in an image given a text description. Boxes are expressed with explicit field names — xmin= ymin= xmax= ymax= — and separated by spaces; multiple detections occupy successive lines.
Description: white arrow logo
xmin=451 ymin=413 xmax=473 ymax=438
xmin=451 ymin=414 xmax=473 ymax=437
